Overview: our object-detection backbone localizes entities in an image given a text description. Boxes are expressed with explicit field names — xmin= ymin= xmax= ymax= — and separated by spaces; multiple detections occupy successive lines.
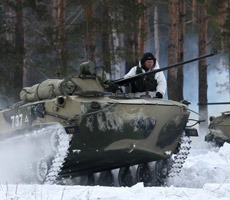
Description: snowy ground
xmin=1 ymin=182 xmax=230 ymax=200
xmin=1 ymin=134 xmax=230 ymax=200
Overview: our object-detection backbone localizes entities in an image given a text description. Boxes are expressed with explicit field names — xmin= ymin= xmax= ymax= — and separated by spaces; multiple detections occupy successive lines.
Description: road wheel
xmin=36 ymin=158 xmax=52 ymax=183
xmin=155 ymin=159 xmax=172 ymax=186
xmin=136 ymin=163 xmax=154 ymax=187
xmin=118 ymin=166 xmax=137 ymax=187
xmin=98 ymin=170 xmax=114 ymax=186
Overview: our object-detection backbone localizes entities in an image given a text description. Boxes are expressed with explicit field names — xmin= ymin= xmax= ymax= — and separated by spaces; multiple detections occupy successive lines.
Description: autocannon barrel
xmin=198 ymin=102 xmax=230 ymax=105
xmin=112 ymin=51 xmax=218 ymax=86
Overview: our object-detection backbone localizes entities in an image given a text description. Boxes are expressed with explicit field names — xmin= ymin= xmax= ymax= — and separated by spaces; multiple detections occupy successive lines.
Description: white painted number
xmin=11 ymin=114 xmax=24 ymax=128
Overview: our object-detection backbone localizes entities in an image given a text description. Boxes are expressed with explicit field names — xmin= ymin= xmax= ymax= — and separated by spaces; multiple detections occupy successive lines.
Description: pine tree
xmin=198 ymin=1 xmax=208 ymax=130
xmin=167 ymin=0 xmax=180 ymax=101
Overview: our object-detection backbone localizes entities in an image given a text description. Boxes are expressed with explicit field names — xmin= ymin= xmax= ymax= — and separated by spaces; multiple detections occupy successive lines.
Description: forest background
xmin=0 ymin=0 xmax=229 ymax=129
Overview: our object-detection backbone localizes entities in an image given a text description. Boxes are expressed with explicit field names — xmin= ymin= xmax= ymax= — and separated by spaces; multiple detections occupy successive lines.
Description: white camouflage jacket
xmin=124 ymin=61 xmax=167 ymax=98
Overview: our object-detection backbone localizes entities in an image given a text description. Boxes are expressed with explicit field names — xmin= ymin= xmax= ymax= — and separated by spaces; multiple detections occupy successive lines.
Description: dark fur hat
xmin=141 ymin=52 xmax=156 ymax=67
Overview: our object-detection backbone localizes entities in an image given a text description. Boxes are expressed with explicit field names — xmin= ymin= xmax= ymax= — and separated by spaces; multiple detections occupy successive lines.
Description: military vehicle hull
xmin=1 ymin=52 xmax=219 ymax=185
xmin=205 ymin=111 xmax=230 ymax=146
xmin=0 ymin=95 xmax=190 ymax=185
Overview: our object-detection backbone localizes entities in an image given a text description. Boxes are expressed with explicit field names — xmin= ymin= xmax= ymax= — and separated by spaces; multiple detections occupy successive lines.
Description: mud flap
xmin=185 ymin=128 xmax=198 ymax=137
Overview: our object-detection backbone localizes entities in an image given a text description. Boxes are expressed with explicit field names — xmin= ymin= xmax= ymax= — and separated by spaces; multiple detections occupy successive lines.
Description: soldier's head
xmin=141 ymin=52 xmax=156 ymax=70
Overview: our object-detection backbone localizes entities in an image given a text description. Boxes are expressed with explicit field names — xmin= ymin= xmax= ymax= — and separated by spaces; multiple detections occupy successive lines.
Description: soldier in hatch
xmin=124 ymin=52 xmax=166 ymax=98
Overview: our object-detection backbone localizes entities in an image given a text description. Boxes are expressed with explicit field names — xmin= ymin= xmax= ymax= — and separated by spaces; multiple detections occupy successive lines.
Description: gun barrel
xmin=198 ymin=102 xmax=230 ymax=105
xmin=112 ymin=51 xmax=218 ymax=85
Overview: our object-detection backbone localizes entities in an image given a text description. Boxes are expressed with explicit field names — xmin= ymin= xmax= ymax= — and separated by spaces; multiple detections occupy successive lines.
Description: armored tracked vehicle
xmin=204 ymin=102 xmax=230 ymax=146
xmin=0 ymin=53 xmax=216 ymax=186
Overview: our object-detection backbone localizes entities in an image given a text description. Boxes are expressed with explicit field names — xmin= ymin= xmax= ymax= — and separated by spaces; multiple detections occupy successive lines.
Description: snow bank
xmin=168 ymin=142 xmax=230 ymax=188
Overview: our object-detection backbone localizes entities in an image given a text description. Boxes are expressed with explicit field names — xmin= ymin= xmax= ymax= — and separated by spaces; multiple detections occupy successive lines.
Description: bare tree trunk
xmin=58 ymin=0 xmax=67 ymax=76
xmin=192 ymin=0 xmax=197 ymax=24
xmin=222 ymin=1 xmax=230 ymax=97
xmin=145 ymin=6 xmax=151 ymax=52
xmin=101 ymin=2 xmax=111 ymax=76
xmin=198 ymin=2 xmax=208 ymax=131
xmin=52 ymin=0 xmax=58 ymax=26
xmin=138 ymin=0 xmax=146 ymax=56
xmin=123 ymin=1 xmax=139 ymax=79
xmin=85 ymin=3 xmax=96 ymax=70
xmin=218 ymin=1 xmax=229 ymax=51
xmin=5 ymin=7 xmax=13 ymax=42
xmin=109 ymin=11 xmax=120 ymax=79
xmin=177 ymin=0 xmax=185 ymax=101
xmin=14 ymin=0 xmax=24 ymax=101
xmin=124 ymin=30 xmax=138 ymax=94
xmin=125 ymin=33 xmax=137 ymax=71
xmin=23 ymin=27 xmax=29 ymax=87
xmin=4 ymin=5 xmax=15 ymax=96
xmin=168 ymin=0 xmax=179 ymax=101
xmin=52 ymin=0 xmax=60 ymax=76
xmin=134 ymin=30 xmax=139 ymax=59
xmin=154 ymin=5 xmax=159 ymax=61
xmin=216 ymin=1 xmax=230 ymax=94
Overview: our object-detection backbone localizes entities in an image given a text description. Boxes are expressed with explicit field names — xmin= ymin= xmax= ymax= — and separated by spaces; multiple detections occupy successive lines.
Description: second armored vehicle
xmin=204 ymin=103 xmax=230 ymax=146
